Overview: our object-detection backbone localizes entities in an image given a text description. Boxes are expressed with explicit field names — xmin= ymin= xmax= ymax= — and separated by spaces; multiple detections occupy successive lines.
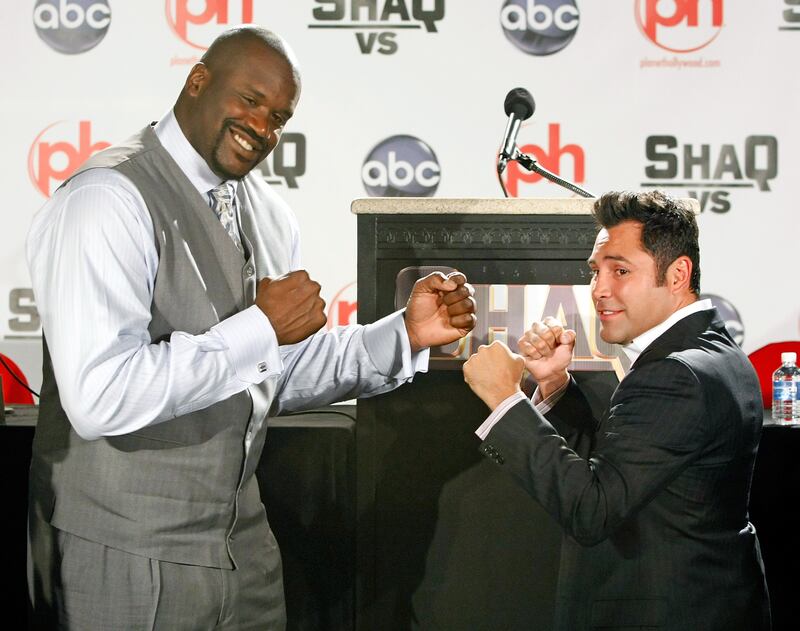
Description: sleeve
xmin=27 ymin=170 xmax=281 ymax=440
xmin=480 ymin=359 xmax=709 ymax=546
xmin=272 ymin=310 xmax=429 ymax=414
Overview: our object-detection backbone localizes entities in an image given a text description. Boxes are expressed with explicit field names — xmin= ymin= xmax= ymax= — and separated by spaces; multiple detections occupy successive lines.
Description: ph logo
xmin=362 ymin=135 xmax=441 ymax=197
xmin=500 ymin=0 xmax=580 ymax=56
xmin=33 ymin=0 xmax=111 ymax=54
xmin=636 ymin=0 xmax=724 ymax=52
xmin=326 ymin=282 xmax=358 ymax=329
xmin=166 ymin=0 xmax=254 ymax=50
xmin=28 ymin=121 xmax=110 ymax=197
xmin=504 ymin=123 xmax=585 ymax=197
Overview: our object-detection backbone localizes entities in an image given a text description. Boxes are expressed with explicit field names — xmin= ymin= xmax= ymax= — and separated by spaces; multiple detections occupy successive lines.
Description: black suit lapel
xmin=631 ymin=308 xmax=722 ymax=370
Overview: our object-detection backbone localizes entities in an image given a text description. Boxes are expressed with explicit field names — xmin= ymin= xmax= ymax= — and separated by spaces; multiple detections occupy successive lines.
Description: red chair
xmin=0 ymin=353 xmax=35 ymax=405
xmin=747 ymin=341 xmax=800 ymax=409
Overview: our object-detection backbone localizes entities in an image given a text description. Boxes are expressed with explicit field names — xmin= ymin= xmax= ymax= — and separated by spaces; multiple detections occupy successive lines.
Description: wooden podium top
xmin=351 ymin=197 xmax=701 ymax=215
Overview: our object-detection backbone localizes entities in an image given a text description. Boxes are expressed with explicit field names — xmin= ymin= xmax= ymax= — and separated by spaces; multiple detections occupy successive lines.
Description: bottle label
xmin=773 ymin=381 xmax=799 ymax=402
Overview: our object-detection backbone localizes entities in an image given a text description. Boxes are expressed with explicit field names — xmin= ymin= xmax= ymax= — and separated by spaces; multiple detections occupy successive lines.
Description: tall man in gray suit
xmin=27 ymin=26 xmax=475 ymax=630
xmin=463 ymin=191 xmax=770 ymax=630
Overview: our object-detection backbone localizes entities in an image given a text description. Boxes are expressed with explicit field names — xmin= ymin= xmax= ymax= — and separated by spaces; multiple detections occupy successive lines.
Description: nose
xmin=245 ymin=108 xmax=271 ymax=141
xmin=591 ymin=270 xmax=610 ymax=303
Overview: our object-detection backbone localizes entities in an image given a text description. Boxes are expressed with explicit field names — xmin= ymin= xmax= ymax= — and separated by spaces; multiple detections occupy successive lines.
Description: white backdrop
xmin=2 ymin=0 xmax=798 ymax=391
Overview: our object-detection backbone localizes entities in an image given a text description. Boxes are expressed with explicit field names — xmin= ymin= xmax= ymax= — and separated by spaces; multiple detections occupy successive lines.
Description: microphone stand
xmin=498 ymin=148 xmax=594 ymax=199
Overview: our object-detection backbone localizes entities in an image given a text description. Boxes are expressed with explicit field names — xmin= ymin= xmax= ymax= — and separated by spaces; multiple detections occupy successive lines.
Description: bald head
xmin=199 ymin=26 xmax=301 ymax=91
xmin=173 ymin=26 xmax=301 ymax=180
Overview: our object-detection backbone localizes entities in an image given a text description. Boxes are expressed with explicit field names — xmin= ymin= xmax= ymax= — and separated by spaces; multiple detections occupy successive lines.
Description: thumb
xmin=257 ymin=276 xmax=274 ymax=290
xmin=417 ymin=272 xmax=456 ymax=293
xmin=559 ymin=329 xmax=577 ymax=346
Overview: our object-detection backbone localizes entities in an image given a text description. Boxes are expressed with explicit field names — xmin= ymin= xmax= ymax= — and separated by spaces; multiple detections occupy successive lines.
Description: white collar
xmin=153 ymin=110 xmax=237 ymax=198
xmin=621 ymin=298 xmax=713 ymax=365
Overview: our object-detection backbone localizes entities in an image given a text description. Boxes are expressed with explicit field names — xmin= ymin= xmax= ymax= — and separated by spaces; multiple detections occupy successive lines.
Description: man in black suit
xmin=463 ymin=191 xmax=771 ymax=630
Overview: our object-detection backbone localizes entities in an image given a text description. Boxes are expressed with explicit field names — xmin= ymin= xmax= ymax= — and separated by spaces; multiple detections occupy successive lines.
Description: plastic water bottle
xmin=772 ymin=352 xmax=800 ymax=422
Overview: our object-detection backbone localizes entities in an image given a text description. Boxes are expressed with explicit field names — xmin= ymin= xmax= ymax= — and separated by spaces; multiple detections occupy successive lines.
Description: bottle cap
xmin=782 ymin=352 xmax=797 ymax=363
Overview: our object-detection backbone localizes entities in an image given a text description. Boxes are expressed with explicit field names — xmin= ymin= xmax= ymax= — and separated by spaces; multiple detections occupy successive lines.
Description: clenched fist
xmin=404 ymin=271 xmax=476 ymax=352
xmin=517 ymin=316 xmax=575 ymax=398
xmin=255 ymin=270 xmax=327 ymax=345
xmin=463 ymin=341 xmax=525 ymax=411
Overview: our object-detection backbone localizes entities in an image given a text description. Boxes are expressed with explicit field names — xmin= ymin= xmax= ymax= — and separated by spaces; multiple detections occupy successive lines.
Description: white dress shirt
xmin=28 ymin=111 xmax=427 ymax=440
xmin=475 ymin=299 xmax=714 ymax=439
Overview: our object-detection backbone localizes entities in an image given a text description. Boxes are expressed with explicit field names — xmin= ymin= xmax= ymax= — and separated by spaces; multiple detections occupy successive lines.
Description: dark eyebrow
xmin=587 ymin=255 xmax=633 ymax=266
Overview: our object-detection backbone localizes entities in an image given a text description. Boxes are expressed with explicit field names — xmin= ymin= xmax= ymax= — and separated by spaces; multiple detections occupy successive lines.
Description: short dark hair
xmin=592 ymin=190 xmax=701 ymax=294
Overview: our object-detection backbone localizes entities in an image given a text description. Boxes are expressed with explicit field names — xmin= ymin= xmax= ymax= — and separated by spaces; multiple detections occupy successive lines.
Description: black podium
xmin=354 ymin=197 xmax=616 ymax=630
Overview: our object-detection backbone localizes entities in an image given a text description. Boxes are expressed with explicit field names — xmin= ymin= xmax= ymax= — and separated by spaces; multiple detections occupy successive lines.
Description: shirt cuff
xmin=211 ymin=305 xmax=283 ymax=383
xmin=362 ymin=309 xmax=430 ymax=378
xmin=474 ymin=376 xmax=571 ymax=440
xmin=531 ymin=377 xmax=570 ymax=414
xmin=475 ymin=391 xmax=529 ymax=440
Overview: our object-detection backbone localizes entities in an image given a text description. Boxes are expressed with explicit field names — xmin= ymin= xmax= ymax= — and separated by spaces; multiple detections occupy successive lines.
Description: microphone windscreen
xmin=504 ymin=88 xmax=535 ymax=120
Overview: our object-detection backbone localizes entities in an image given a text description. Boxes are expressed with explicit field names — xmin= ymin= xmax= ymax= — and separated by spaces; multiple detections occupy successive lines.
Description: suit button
xmin=495 ymin=454 xmax=505 ymax=464
xmin=245 ymin=265 xmax=255 ymax=277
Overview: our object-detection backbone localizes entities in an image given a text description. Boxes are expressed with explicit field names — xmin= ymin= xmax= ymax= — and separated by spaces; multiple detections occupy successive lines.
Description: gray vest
xmin=31 ymin=125 xmax=294 ymax=568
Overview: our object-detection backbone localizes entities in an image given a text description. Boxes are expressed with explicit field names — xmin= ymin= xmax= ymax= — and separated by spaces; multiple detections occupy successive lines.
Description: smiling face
xmin=588 ymin=221 xmax=694 ymax=345
xmin=177 ymin=35 xmax=300 ymax=180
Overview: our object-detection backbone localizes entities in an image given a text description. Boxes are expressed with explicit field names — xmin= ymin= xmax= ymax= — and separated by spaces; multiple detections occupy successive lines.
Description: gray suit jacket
xmin=481 ymin=309 xmax=771 ymax=630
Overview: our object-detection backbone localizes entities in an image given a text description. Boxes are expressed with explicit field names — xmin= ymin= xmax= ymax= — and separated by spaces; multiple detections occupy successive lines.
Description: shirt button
xmin=257 ymin=361 xmax=267 ymax=373
xmin=245 ymin=265 xmax=255 ymax=277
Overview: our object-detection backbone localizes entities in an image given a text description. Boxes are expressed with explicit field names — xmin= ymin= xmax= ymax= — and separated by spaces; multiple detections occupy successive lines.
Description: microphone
xmin=498 ymin=87 xmax=535 ymax=173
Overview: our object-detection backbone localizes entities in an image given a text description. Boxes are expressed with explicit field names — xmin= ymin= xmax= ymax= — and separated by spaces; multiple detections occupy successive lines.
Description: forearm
xmin=274 ymin=310 xmax=428 ymax=413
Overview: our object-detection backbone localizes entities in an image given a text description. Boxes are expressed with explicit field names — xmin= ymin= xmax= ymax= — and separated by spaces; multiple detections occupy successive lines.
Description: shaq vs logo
xmin=5 ymin=288 xmax=41 ymax=337
xmin=166 ymin=0 xmax=255 ymax=50
xmin=309 ymin=0 xmax=445 ymax=55
xmin=780 ymin=0 xmax=800 ymax=30
xmin=500 ymin=0 xmax=580 ymax=56
xmin=431 ymin=284 xmax=629 ymax=378
xmin=33 ymin=0 xmax=111 ymax=54
xmin=503 ymin=123 xmax=585 ymax=198
xmin=362 ymin=135 xmax=441 ymax=197
xmin=254 ymin=132 xmax=307 ymax=189
xmin=642 ymin=135 xmax=778 ymax=213
xmin=28 ymin=120 xmax=111 ymax=198
xmin=635 ymin=0 xmax=723 ymax=52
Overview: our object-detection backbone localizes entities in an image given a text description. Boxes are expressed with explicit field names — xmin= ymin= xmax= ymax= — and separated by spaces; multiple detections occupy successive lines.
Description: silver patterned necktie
xmin=208 ymin=183 xmax=244 ymax=253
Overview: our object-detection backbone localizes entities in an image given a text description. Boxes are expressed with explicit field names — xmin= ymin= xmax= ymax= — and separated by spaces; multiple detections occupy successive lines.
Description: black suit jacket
xmin=482 ymin=309 xmax=771 ymax=630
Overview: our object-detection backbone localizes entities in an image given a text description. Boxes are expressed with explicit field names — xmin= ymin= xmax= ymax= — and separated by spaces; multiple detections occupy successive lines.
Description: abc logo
xmin=28 ymin=120 xmax=110 ymax=197
xmin=701 ymin=293 xmax=744 ymax=346
xmin=500 ymin=0 xmax=580 ymax=56
xmin=166 ymin=0 xmax=254 ymax=50
xmin=635 ymin=0 xmax=724 ymax=53
xmin=362 ymin=135 xmax=441 ymax=197
xmin=33 ymin=0 xmax=111 ymax=54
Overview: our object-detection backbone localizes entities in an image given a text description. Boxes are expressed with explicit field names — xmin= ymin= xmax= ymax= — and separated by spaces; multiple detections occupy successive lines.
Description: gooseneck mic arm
xmin=496 ymin=87 xmax=594 ymax=199
xmin=515 ymin=151 xmax=594 ymax=198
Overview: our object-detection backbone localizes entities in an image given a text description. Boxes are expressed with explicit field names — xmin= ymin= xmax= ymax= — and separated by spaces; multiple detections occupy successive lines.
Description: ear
xmin=666 ymin=255 xmax=692 ymax=294
xmin=184 ymin=63 xmax=210 ymax=97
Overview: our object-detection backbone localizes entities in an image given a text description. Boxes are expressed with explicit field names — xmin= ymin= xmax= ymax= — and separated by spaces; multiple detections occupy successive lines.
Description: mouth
xmin=597 ymin=308 xmax=623 ymax=321
xmin=228 ymin=126 xmax=263 ymax=155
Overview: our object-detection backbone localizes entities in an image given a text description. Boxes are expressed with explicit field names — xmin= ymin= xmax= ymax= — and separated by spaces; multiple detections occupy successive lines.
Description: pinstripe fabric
xmin=481 ymin=310 xmax=771 ymax=631
xmin=46 ymin=526 xmax=286 ymax=631
xmin=28 ymin=121 xmax=427 ymax=629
